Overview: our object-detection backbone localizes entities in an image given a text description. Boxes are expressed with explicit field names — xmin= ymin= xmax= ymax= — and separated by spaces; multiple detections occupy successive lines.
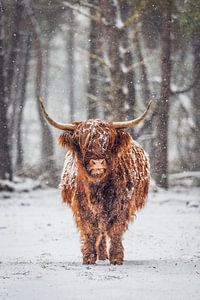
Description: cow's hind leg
xmin=97 ymin=233 xmax=108 ymax=260
xmin=109 ymin=233 xmax=124 ymax=265
xmin=81 ymin=231 xmax=98 ymax=264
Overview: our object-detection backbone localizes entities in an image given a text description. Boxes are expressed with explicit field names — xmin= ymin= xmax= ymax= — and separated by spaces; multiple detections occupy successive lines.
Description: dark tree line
xmin=0 ymin=0 xmax=65 ymax=181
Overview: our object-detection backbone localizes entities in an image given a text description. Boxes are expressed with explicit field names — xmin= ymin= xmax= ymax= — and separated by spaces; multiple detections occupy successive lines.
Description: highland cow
xmin=39 ymin=97 xmax=151 ymax=265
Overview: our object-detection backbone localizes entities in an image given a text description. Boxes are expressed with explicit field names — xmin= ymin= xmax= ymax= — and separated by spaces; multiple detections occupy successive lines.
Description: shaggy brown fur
xmin=59 ymin=120 xmax=150 ymax=265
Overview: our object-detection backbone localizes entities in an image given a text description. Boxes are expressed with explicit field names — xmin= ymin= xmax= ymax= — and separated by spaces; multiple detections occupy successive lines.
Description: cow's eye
xmin=111 ymin=137 xmax=120 ymax=153
xmin=91 ymin=160 xmax=96 ymax=165
xmin=72 ymin=137 xmax=81 ymax=152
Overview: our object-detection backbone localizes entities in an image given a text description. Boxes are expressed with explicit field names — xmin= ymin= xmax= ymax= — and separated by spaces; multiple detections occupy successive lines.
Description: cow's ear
xmin=112 ymin=130 xmax=131 ymax=154
xmin=58 ymin=131 xmax=75 ymax=151
xmin=58 ymin=131 xmax=81 ymax=153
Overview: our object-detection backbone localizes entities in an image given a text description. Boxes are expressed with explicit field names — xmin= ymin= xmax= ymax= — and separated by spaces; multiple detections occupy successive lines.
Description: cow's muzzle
xmin=87 ymin=159 xmax=107 ymax=176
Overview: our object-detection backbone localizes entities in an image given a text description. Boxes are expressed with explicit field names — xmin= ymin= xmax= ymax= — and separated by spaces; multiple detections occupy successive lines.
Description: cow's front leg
xmin=81 ymin=231 xmax=98 ymax=264
xmin=98 ymin=233 xmax=108 ymax=260
xmin=109 ymin=234 xmax=124 ymax=265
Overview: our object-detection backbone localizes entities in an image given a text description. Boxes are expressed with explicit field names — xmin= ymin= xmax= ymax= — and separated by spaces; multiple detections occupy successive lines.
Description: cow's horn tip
xmin=38 ymin=96 xmax=44 ymax=104
xmin=148 ymin=100 xmax=153 ymax=108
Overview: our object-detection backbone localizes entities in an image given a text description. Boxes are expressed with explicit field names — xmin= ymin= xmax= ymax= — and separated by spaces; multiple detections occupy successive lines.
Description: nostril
xmin=100 ymin=159 xmax=106 ymax=167
xmin=89 ymin=159 xmax=107 ymax=169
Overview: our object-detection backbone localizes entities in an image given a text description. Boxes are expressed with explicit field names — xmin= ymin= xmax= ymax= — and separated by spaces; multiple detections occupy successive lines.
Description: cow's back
xmin=111 ymin=137 xmax=150 ymax=217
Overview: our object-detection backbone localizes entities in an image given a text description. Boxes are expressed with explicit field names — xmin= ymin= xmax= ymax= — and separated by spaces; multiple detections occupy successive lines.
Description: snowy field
xmin=0 ymin=183 xmax=200 ymax=300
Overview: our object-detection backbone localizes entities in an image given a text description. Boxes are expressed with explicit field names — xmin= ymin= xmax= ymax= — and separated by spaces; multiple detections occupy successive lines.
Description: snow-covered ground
xmin=0 ymin=184 xmax=200 ymax=300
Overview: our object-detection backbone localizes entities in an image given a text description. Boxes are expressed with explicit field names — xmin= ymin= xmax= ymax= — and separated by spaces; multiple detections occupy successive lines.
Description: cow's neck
xmin=88 ymin=175 xmax=116 ymax=212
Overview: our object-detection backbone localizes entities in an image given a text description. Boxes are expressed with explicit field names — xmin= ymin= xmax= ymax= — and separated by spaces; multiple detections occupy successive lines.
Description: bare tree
xmin=5 ymin=0 xmax=23 ymax=104
xmin=134 ymin=29 xmax=151 ymax=103
xmin=0 ymin=1 xmax=12 ymax=180
xmin=24 ymin=2 xmax=55 ymax=171
xmin=154 ymin=0 xmax=172 ymax=188
xmin=66 ymin=9 xmax=75 ymax=122
xmin=87 ymin=5 xmax=102 ymax=119
xmin=119 ymin=1 xmax=136 ymax=121
xmin=192 ymin=32 xmax=200 ymax=170
xmin=15 ymin=34 xmax=31 ymax=170
xmin=6 ymin=2 xmax=30 ymax=171
xmin=99 ymin=0 xmax=136 ymax=121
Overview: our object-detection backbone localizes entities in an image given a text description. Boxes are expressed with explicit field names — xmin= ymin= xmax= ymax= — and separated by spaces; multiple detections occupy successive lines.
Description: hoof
xmin=98 ymin=252 xmax=108 ymax=261
xmin=110 ymin=259 xmax=123 ymax=265
xmin=83 ymin=255 xmax=97 ymax=265
xmin=98 ymin=255 xmax=108 ymax=261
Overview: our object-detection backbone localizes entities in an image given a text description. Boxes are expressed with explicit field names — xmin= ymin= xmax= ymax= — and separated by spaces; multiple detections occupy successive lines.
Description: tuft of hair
xmin=58 ymin=131 xmax=74 ymax=150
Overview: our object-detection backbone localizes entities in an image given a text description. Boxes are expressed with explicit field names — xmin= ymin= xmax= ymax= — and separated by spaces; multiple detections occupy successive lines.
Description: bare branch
xmin=63 ymin=1 xmax=102 ymax=24
xmin=90 ymin=53 xmax=111 ymax=69
xmin=125 ymin=57 xmax=152 ymax=73
xmin=75 ymin=47 xmax=111 ymax=69
xmin=79 ymin=0 xmax=101 ymax=13
xmin=170 ymin=80 xmax=197 ymax=96
xmin=122 ymin=1 xmax=147 ymax=29
xmin=123 ymin=12 xmax=141 ymax=28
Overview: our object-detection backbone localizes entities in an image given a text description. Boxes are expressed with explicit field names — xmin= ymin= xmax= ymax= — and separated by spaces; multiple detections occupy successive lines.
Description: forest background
xmin=0 ymin=0 xmax=200 ymax=189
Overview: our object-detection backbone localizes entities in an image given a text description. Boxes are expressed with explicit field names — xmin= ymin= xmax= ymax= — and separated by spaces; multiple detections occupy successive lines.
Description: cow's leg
xmin=108 ymin=233 xmax=124 ymax=265
xmin=97 ymin=233 xmax=108 ymax=260
xmin=81 ymin=230 xmax=98 ymax=264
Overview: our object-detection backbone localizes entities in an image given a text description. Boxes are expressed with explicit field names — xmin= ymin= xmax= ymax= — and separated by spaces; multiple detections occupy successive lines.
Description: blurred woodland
xmin=0 ymin=0 xmax=200 ymax=189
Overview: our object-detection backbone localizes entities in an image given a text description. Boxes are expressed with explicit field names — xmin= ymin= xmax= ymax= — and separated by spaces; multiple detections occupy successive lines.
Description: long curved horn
xmin=38 ymin=96 xmax=76 ymax=130
xmin=112 ymin=100 xmax=152 ymax=129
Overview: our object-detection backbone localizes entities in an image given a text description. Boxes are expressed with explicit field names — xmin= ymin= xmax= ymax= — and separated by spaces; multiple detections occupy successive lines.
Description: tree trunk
xmin=134 ymin=29 xmax=156 ymax=169
xmin=192 ymin=30 xmax=200 ymax=170
xmin=34 ymin=37 xmax=55 ymax=171
xmin=119 ymin=2 xmax=136 ymax=121
xmin=66 ymin=9 xmax=75 ymax=122
xmin=0 ymin=2 xmax=12 ymax=180
xmin=154 ymin=1 xmax=172 ymax=188
xmin=24 ymin=2 xmax=55 ymax=171
xmin=43 ymin=35 xmax=51 ymax=101
xmin=87 ymin=1 xmax=105 ymax=119
xmin=100 ymin=0 xmax=131 ymax=121
xmin=16 ymin=34 xmax=31 ymax=170
xmin=106 ymin=26 xmax=125 ymax=119
xmin=134 ymin=30 xmax=151 ymax=103
xmin=5 ymin=0 xmax=23 ymax=104
xmin=8 ymin=5 xmax=29 ymax=171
